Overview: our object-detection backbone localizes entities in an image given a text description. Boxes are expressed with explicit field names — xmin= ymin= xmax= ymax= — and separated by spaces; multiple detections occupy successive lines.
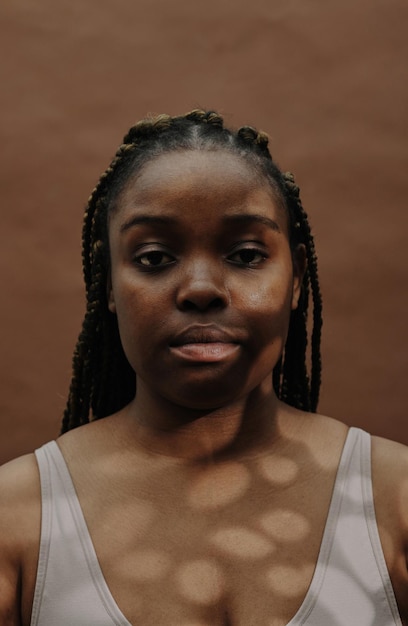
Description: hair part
xmin=61 ymin=109 xmax=323 ymax=433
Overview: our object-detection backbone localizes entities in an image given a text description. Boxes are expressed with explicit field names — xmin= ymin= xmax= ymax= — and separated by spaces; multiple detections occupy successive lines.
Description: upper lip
xmin=170 ymin=325 xmax=240 ymax=346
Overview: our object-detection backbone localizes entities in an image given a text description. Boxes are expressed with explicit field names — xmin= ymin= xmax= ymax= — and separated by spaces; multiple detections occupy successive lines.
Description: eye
xmin=228 ymin=246 xmax=267 ymax=267
xmin=134 ymin=250 xmax=175 ymax=268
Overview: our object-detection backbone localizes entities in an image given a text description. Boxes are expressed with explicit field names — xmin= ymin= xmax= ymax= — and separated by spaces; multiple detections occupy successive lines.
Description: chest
xmin=80 ymin=476 xmax=329 ymax=626
xmin=28 ymin=435 xmax=404 ymax=626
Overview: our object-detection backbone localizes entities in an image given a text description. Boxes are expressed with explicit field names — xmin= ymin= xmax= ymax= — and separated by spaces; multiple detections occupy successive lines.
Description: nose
xmin=176 ymin=258 xmax=229 ymax=312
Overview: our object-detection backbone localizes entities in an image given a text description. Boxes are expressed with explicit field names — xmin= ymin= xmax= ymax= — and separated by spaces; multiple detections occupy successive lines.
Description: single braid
xmin=185 ymin=109 xmax=224 ymax=127
xmin=62 ymin=110 xmax=323 ymax=432
xmin=237 ymin=125 xmax=270 ymax=150
xmin=281 ymin=172 xmax=323 ymax=411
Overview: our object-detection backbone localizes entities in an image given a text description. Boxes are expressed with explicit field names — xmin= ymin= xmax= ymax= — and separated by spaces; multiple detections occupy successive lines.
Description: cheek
xmin=240 ymin=271 xmax=294 ymax=332
xmin=111 ymin=265 xmax=165 ymax=316
xmin=109 ymin=277 xmax=156 ymax=358
xmin=110 ymin=267 xmax=180 ymax=377
xmin=238 ymin=282 xmax=295 ymax=379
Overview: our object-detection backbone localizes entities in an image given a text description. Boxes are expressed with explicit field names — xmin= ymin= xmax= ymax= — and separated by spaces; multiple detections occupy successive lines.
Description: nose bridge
xmin=176 ymin=251 xmax=228 ymax=310
xmin=188 ymin=250 xmax=221 ymax=280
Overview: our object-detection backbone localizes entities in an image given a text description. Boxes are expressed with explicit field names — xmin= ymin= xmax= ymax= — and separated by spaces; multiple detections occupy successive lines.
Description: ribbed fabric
xmin=31 ymin=428 xmax=402 ymax=625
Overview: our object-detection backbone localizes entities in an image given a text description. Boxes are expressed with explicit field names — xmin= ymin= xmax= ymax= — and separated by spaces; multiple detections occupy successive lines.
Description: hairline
xmin=107 ymin=145 xmax=288 ymax=219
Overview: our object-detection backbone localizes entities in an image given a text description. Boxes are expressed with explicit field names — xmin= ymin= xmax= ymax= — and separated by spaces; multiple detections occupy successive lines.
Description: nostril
xmin=181 ymin=296 xmax=225 ymax=312
xmin=176 ymin=272 xmax=229 ymax=312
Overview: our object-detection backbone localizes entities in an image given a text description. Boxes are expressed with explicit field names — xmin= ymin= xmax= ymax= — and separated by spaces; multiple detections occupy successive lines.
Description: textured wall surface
xmin=1 ymin=0 xmax=407 ymax=463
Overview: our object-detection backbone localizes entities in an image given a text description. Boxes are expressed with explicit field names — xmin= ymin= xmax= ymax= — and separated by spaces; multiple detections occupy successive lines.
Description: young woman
xmin=1 ymin=110 xmax=407 ymax=625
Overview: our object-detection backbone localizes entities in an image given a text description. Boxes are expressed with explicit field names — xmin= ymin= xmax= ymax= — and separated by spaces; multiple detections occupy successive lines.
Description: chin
xmin=173 ymin=393 xmax=238 ymax=412
xmin=165 ymin=377 xmax=266 ymax=413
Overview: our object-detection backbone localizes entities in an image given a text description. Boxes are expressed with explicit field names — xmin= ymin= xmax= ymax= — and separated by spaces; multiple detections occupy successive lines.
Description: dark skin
xmin=107 ymin=151 xmax=304 ymax=448
xmin=0 ymin=150 xmax=407 ymax=625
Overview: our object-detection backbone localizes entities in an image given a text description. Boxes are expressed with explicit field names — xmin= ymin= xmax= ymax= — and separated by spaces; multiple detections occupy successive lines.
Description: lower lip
xmin=169 ymin=342 xmax=240 ymax=363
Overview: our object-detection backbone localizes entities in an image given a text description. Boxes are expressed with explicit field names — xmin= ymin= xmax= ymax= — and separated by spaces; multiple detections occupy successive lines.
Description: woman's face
xmin=107 ymin=150 xmax=304 ymax=410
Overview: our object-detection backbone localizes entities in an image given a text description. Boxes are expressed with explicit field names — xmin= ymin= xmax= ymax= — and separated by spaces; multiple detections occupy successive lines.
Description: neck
xmin=120 ymin=384 xmax=284 ymax=463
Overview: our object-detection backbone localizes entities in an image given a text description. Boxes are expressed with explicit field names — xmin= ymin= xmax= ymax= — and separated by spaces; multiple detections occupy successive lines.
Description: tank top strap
xmin=32 ymin=441 xmax=131 ymax=626
xmin=359 ymin=429 xmax=402 ymax=622
xmin=288 ymin=427 xmax=402 ymax=625
xmin=31 ymin=443 xmax=53 ymax=625
xmin=287 ymin=425 xmax=361 ymax=623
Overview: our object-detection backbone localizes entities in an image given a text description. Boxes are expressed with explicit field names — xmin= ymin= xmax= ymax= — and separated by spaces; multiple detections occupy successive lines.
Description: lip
xmin=170 ymin=325 xmax=240 ymax=347
xmin=170 ymin=342 xmax=240 ymax=363
xmin=169 ymin=325 xmax=241 ymax=363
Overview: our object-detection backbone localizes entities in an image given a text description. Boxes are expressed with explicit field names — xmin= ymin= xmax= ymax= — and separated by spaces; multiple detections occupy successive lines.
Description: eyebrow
xmin=222 ymin=213 xmax=281 ymax=233
xmin=120 ymin=215 xmax=177 ymax=232
xmin=119 ymin=212 xmax=281 ymax=234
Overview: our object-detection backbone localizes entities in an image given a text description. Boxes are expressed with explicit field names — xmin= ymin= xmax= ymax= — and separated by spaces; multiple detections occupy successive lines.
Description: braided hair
xmin=61 ymin=109 xmax=322 ymax=433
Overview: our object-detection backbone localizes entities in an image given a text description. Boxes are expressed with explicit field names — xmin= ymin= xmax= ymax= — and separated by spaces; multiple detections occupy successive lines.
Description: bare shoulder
xmin=371 ymin=434 xmax=408 ymax=622
xmin=0 ymin=453 xmax=41 ymax=626
xmin=0 ymin=452 xmax=41 ymax=528
xmin=371 ymin=434 xmax=408 ymax=505
xmin=371 ymin=434 xmax=408 ymax=538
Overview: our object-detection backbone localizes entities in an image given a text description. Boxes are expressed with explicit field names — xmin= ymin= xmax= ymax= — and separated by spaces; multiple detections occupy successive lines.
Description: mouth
xmin=169 ymin=325 xmax=241 ymax=363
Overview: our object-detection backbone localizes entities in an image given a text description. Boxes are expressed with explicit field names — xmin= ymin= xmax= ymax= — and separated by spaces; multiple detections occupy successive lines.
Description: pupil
xmin=148 ymin=252 xmax=163 ymax=265
xmin=240 ymin=249 xmax=256 ymax=263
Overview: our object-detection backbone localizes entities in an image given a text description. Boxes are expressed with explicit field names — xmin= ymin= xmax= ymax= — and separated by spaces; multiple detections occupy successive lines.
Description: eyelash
xmin=134 ymin=250 xmax=175 ymax=269
xmin=228 ymin=246 xmax=267 ymax=267
xmin=133 ymin=244 xmax=268 ymax=270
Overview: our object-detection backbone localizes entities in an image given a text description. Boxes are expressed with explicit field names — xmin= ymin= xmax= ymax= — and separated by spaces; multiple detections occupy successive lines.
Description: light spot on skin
xmin=188 ymin=462 xmax=250 ymax=510
xmin=258 ymin=455 xmax=298 ymax=486
xmin=176 ymin=559 xmax=225 ymax=604
xmin=126 ymin=549 xmax=171 ymax=581
xmin=258 ymin=509 xmax=310 ymax=542
xmin=266 ymin=563 xmax=314 ymax=597
xmin=210 ymin=526 xmax=274 ymax=559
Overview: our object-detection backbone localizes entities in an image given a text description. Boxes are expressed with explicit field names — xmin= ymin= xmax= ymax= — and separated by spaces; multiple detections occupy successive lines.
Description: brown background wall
xmin=1 ymin=0 xmax=407 ymax=464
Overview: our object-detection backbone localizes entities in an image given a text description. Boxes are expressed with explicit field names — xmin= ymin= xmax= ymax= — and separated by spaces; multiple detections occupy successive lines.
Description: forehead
xmin=112 ymin=149 xmax=287 ymax=231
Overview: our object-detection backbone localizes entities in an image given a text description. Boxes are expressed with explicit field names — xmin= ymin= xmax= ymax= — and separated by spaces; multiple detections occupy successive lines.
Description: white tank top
xmin=31 ymin=427 xmax=402 ymax=625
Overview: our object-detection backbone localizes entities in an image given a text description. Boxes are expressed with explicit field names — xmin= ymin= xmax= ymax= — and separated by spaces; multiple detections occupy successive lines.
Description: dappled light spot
xmin=258 ymin=454 xmax=298 ymax=486
xmin=176 ymin=559 xmax=225 ymax=605
xmin=126 ymin=549 xmax=171 ymax=581
xmin=266 ymin=563 xmax=314 ymax=597
xmin=188 ymin=462 xmax=250 ymax=510
xmin=210 ymin=526 xmax=274 ymax=559
xmin=259 ymin=508 xmax=310 ymax=542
